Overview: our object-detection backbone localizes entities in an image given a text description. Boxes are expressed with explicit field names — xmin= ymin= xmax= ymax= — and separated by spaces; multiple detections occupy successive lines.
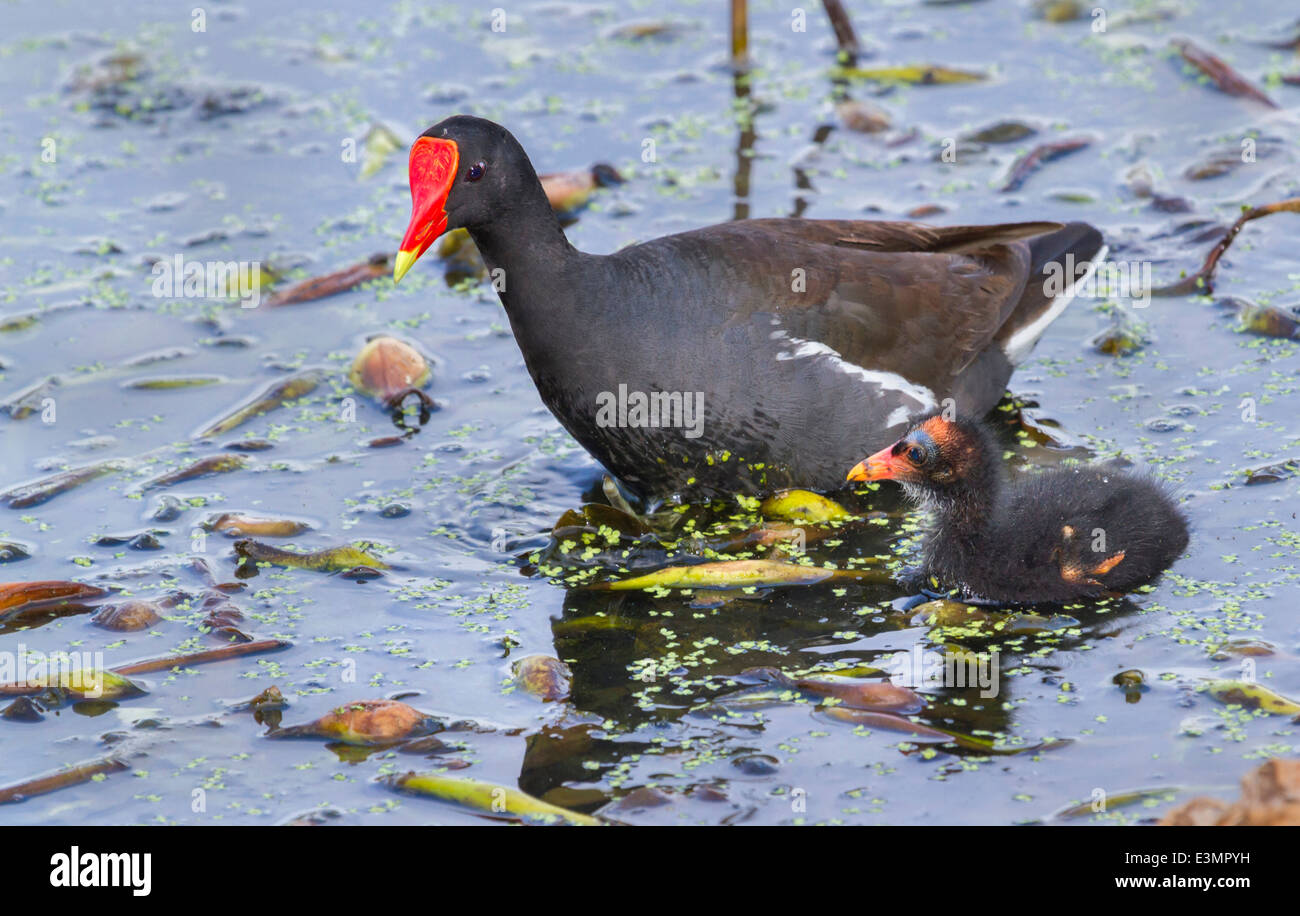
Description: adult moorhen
xmin=846 ymin=413 xmax=1189 ymax=604
xmin=394 ymin=116 xmax=1105 ymax=500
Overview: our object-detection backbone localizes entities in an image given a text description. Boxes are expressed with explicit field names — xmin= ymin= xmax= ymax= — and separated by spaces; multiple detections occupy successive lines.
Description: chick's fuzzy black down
xmin=935 ymin=466 xmax=1189 ymax=604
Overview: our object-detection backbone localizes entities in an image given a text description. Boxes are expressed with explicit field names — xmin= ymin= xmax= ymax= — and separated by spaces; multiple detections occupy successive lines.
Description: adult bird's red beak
xmin=846 ymin=444 xmax=897 ymax=482
xmin=393 ymin=137 xmax=459 ymax=284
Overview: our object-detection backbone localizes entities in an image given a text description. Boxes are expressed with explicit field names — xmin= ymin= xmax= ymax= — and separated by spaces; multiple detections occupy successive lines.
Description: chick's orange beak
xmin=394 ymin=137 xmax=459 ymax=283
xmin=846 ymin=444 xmax=897 ymax=482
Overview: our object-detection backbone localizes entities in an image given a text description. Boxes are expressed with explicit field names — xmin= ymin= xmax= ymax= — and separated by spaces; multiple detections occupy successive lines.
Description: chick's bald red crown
xmin=846 ymin=414 xmax=972 ymax=483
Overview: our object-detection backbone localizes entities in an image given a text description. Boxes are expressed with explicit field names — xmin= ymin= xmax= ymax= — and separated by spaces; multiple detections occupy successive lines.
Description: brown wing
xmin=684 ymin=218 xmax=1060 ymax=382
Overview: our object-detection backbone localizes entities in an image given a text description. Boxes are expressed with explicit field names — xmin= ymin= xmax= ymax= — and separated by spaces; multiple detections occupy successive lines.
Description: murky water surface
xmin=1 ymin=0 xmax=1298 ymax=825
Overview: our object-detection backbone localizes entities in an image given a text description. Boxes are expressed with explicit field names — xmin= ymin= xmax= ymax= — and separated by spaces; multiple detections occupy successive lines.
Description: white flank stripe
xmin=770 ymin=330 xmax=936 ymax=426
xmin=1003 ymin=243 xmax=1109 ymax=365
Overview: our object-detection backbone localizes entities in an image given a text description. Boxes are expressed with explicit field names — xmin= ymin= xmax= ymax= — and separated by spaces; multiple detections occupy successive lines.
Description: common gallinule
xmin=394 ymin=116 xmax=1105 ymax=499
xmin=846 ymin=413 xmax=1189 ymax=603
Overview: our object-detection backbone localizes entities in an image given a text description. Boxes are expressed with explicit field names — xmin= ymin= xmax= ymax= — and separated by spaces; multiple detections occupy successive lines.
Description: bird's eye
xmin=467 ymin=161 xmax=486 ymax=182
xmin=906 ymin=447 xmax=925 ymax=465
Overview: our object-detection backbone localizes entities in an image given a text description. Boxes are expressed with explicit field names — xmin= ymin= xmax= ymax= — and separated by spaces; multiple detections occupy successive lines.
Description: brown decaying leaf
xmin=1161 ymin=759 xmax=1300 ymax=826
xmin=818 ymin=706 xmax=956 ymax=740
xmin=271 ymin=699 xmax=439 ymax=745
xmin=1170 ymin=38 xmax=1278 ymax=109
xmin=112 ymin=637 xmax=290 ymax=676
xmin=1000 ymin=137 xmax=1092 ymax=192
xmin=233 ymin=538 xmax=390 ymax=573
xmin=0 ymin=460 xmax=127 ymax=509
xmin=137 ymin=453 xmax=247 ymax=492
xmin=745 ymin=666 xmax=924 ymax=713
xmin=265 ymin=253 xmax=390 ymax=307
xmin=540 ymin=164 xmax=623 ymax=213
xmin=0 ymin=581 xmax=109 ymax=619
xmin=0 ymin=756 xmax=129 ymax=805
xmin=198 ymin=592 xmax=251 ymax=641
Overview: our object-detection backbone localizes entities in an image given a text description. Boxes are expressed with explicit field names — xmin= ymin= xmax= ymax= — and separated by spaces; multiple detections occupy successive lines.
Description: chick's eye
xmin=906 ymin=447 xmax=924 ymax=465
xmin=467 ymin=161 xmax=486 ymax=182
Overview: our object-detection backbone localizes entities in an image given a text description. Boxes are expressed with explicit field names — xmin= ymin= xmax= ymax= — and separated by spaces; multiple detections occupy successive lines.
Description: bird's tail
xmin=998 ymin=221 xmax=1106 ymax=365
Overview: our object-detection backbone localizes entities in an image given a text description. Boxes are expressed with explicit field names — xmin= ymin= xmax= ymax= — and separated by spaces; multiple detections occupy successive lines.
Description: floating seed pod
xmin=511 ymin=655 xmax=573 ymax=701
xmin=835 ymin=99 xmax=891 ymax=133
xmin=348 ymin=336 xmax=431 ymax=403
xmin=92 ymin=600 xmax=163 ymax=632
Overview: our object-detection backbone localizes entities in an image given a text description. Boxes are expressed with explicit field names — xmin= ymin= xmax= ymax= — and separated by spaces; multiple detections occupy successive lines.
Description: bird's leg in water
xmin=386 ymin=388 xmax=437 ymax=428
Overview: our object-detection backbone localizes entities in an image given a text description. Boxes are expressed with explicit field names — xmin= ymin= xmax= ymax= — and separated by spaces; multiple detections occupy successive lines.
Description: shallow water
xmin=0 ymin=0 xmax=1298 ymax=825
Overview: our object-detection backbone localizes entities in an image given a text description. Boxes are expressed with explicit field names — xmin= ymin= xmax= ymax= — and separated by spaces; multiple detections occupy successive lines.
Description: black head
xmin=847 ymin=411 xmax=1000 ymax=502
xmin=393 ymin=115 xmax=537 ymax=282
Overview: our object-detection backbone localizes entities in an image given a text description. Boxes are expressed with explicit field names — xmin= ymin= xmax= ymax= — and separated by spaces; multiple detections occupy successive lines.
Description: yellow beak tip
xmin=392 ymin=249 xmax=418 ymax=284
